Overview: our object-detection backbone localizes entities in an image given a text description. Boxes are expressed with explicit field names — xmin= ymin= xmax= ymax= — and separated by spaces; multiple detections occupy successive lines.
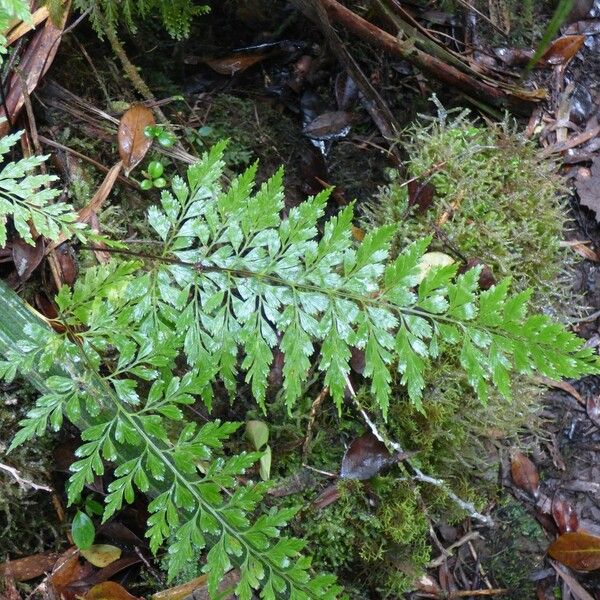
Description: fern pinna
xmin=4 ymin=141 xmax=598 ymax=598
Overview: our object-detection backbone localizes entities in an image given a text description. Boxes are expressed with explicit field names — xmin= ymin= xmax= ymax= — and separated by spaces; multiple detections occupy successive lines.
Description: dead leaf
xmin=117 ymin=105 xmax=155 ymax=175
xmin=312 ymin=483 xmax=341 ymax=509
xmin=12 ymin=237 xmax=44 ymax=282
xmin=80 ymin=544 xmax=121 ymax=568
xmin=341 ymin=432 xmax=409 ymax=480
xmin=351 ymin=226 xmax=365 ymax=242
xmin=548 ymin=530 xmax=600 ymax=571
xmin=152 ymin=570 xmax=239 ymax=600
xmin=407 ymin=179 xmax=435 ymax=214
xmin=460 ymin=258 xmax=496 ymax=290
xmin=49 ymin=547 xmax=92 ymax=598
xmin=0 ymin=2 xmax=71 ymax=136
xmin=576 ymin=157 xmax=600 ymax=221
xmin=552 ymin=496 xmax=579 ymax=534
xmin=0 ymin=551 xmax=60 ymax=581
xmin=201 ymin=53 xmax=269 ymax=75
xmin=586 ymin=395 xmax=600 ymax=427
xmin=541 ymin=35 xmax=585 ymax=66
xmin=510 ymin=451 xmax=540 ymax=497
xmin=549 ymin=560 xmax=595 ymax=600
xmin=303 ymin=111 xmax=353 ymax=141
xmin=536 ymin=376 xmax=585 ymax=406
xmin=416 ymin=252 xmax=455 ymax=283
xmin=84 ymin=581 xmax=139 ymax=600
xmin=567 ymin=240 xmax=600 ymax=262
xmin=45 ymin=161 xmax=123 ymax=255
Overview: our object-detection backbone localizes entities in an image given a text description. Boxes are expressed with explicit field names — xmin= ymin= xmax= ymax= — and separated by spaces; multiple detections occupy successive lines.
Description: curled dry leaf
xmin=118 ymin=105 xmax=155 ymax=175
xmin=548 ymin=530 xmax=600 ymax=571
xmin=510 ymin=451 xmax=540 ymax=497
xmin=541 ymin=35 xmax=585 ymax=66
xmin=312 ymin=483 xmax=341 ymax=509
xmin=575 ymin=157 xmax=600 ymax=223
xmin=552 ymin=496 xmax=579 ymax=534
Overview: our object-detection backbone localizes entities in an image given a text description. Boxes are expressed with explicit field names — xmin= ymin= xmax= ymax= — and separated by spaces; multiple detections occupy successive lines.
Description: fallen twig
xmin=0 ymin=461 xmax=52 ymax=492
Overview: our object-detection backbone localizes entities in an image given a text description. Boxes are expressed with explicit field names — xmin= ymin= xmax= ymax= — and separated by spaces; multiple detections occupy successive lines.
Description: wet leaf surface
xmin=552 ymin=496 xmax=580 ymax=533
xmin=202 ymin=52 xmax=270 ymax=75
xmin=407 ymin=179 xmax=435 ymax=213
xmin=303 ymin=111 xmax=353 ymax=140
xmin=511 ymin=451 xmax=540 ymax=497
xmin=549 ymin=530 xmax=600 ymax=571
xmin=341 ymin=432 xmax=398 ymax=480
xmin=541 ymin=35 xmax=586 ymax=65
xmin=11 ymin=237 xmax=44 ymax=282
xmin=117 ymin=105 xmax=155 ymax=175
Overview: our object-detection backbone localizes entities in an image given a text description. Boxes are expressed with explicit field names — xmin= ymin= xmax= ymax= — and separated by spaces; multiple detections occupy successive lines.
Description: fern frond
xmin=139 ymin=142 xmax=598 ymax=417
xmin=0 ymin=125 xmax=85 ymax=246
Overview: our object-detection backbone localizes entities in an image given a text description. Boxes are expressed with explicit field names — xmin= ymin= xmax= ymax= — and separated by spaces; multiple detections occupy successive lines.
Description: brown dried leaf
xmin=552 ymin=496 xmax=579 ymax=534
xmin=312 ymin=483 xmax=341 ymax=509
xmin=0 ymin=551 xmax=60 ymax=581
xmin=541 ymin=35 xmax=585 ymax=66
xmin=12 ymin=237 xmax=44 ymax=282
xmin=548 ymin=531 xmax=600 ymax=571
xmin=510 ymin=451 xmax=540 ymax=497
xmin=117 ymin=105 xmax=155 ymax=175
xmin=576 ymin=157 xmax=600 ymax=222
xmin=407 ymin=179 xmax=435 ymax=214
xmin=84 ymin=581 xmax=139 ymax=600
xmin=340 ymin=432 xmax=410 ymax=480
xmin=303 ymin=111 xmax=353 ymax=141
xmin=202 ymin=53 xmax=269 ymax=75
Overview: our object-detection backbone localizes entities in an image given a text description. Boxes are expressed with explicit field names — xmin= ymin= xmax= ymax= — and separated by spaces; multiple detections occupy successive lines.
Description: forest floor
xmin=3 ymin=1 xmax=600 ymax=599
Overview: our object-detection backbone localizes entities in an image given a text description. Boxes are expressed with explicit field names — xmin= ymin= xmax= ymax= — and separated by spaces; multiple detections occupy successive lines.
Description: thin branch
xmin=0 ymin=461 xmax=52 ymax=492
xmin=349 ymin=385 xmax=494 ymax=527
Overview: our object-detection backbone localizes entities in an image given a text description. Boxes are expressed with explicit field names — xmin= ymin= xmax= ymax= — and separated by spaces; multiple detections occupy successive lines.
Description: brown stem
xmin=317 ymin=0 xmax=544 ymax=114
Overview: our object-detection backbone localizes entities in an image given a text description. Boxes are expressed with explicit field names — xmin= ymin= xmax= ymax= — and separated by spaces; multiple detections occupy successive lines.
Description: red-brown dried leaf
xmin=407 ymin=179 xmax=435 ymax=214
xmin=117 ymin=105 xmax=155 ymax=175
xmin=0 ymin=551 xmax=60 ymax=581
xmin=541 ymin=35 xmax=585 ymax=66
xmin=548 ymin=530 xmax=600 ymax=571
xmin=552 ymin=496 xmax=579 ymax=534
xmin=511 ymin=451 xmax=540 ymax=497
xmin=341 ymin=432 xmax=411 ymax=480
xmin=313 ymin=484 xmax=341 ymax=509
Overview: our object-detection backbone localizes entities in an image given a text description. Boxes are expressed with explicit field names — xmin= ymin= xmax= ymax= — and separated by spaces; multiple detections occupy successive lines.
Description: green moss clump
xmin=301 ymin=478 xmax=430 ymax=598
xmin=367 ymin=109 xmax=576 ymax=315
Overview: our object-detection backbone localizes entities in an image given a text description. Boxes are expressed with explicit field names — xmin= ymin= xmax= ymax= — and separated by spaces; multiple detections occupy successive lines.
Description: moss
xmin=366 ymin=109 xmax=577 ymax=316
xmin=301 ymin=478 xmax=431 ymax=598
xmin=0 ymin=383 xmax=63 ymax=559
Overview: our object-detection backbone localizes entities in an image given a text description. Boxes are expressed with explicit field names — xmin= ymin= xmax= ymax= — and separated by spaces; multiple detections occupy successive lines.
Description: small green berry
xmin=140 ymin=179 xmax=153 ymax=191
xmin=153 ymin=177 xmax=167 ymax=189
xmin=148 ymin=161 xmax=164 ymax=179
xmin=158 ymin=132 xmax=175 ymax=148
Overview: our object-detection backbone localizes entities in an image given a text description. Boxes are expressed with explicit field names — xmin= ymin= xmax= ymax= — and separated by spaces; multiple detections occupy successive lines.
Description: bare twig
xmin=348 ymin=381 xmax=494 ymax=526
xmin=0 ymin=461 xmax=52 ymax=492
xmin=428 ymin=531 xmax=482 ymax=567
xmin=302 ymin=387 xmax=329 ymax=460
